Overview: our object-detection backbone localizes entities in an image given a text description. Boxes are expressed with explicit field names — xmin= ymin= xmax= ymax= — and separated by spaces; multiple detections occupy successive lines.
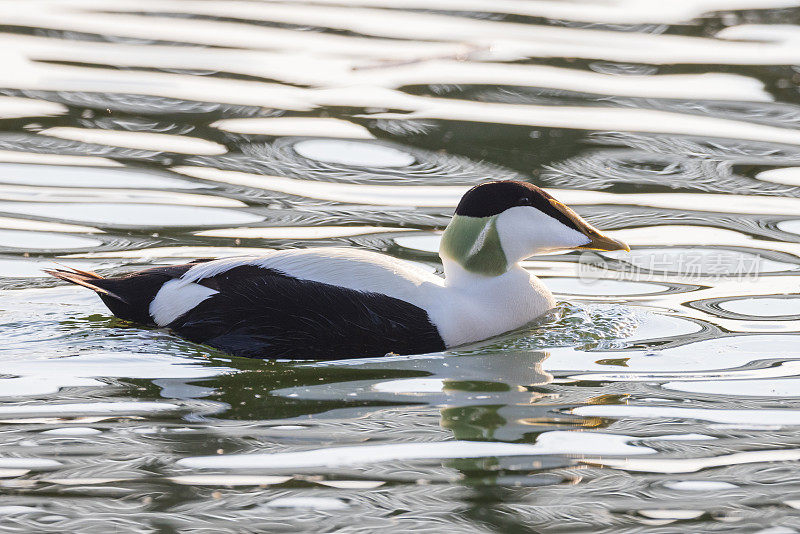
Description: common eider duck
xmin=47 ymin=181 xmax=628 ymax=360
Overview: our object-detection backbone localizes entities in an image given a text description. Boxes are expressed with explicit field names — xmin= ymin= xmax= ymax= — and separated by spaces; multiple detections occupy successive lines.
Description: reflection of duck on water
xmin=48 ymin=181 xmax=628 ymax=360
xmin=438 ymin=350 xmax=554 ymax=443
xmin=264 ymin=351 xmax=571 ymax=443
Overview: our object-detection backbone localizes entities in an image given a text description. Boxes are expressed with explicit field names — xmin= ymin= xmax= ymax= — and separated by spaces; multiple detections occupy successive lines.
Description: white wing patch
xmin=149 ymin=279 xmax=218 ymax=326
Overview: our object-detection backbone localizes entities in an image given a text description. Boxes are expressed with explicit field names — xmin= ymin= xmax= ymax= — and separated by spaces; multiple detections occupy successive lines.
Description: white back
xmin=182 ymin=248 xmax=446 ymax=297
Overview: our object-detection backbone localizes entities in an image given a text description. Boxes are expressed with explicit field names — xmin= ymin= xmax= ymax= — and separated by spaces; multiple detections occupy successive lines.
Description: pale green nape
xmin=439 ymin=214 xmax=508 ymax=276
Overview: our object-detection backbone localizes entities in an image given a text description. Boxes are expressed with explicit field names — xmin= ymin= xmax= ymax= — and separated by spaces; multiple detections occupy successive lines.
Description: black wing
xmin=170 ymin=266 xmax=446 ymax=360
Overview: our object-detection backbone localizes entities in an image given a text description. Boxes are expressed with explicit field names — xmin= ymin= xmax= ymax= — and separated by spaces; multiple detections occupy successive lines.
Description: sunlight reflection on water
xmin=1 ymin=0 xmax=800 ymax=532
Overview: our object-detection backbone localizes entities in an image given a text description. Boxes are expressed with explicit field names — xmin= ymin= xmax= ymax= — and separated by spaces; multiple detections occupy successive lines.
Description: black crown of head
xmin=454 ymin=181 xmax=580 ymax=231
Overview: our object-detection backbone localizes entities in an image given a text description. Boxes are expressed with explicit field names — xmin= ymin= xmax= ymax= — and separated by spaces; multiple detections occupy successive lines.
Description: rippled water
xmin=2 ymin=1 xmax=800 ymax=531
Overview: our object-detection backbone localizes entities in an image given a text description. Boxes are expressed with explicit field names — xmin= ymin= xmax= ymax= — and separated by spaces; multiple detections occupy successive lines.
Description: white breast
xmin=434 ymin=261 xmax=556 ymax=347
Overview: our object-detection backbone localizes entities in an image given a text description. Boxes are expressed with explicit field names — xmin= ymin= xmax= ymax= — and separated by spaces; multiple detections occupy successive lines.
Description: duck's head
xmin=440 ymin=180 xmax=629 ymax=276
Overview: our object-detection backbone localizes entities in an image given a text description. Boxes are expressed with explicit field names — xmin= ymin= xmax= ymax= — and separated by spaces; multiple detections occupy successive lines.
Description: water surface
xmin=2 ymin=1 xmax=800 ymax=532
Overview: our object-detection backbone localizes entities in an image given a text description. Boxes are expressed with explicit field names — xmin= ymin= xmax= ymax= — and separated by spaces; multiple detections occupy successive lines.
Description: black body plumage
xmin=48 ymin=263 xmax=446 ymax=360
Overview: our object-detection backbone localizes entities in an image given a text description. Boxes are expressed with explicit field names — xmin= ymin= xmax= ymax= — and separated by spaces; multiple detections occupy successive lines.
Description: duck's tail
xmin=44 ymin=266 xmax=127 ymax=303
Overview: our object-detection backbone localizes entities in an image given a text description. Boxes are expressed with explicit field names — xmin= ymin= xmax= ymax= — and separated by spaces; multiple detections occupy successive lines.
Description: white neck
xmin=432 ymin=256 xmax=556 ymax=347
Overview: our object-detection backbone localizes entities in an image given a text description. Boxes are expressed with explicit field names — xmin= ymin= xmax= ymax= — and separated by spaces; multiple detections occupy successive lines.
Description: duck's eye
xmin=517 ymin=196 xmax=532 ymax=206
